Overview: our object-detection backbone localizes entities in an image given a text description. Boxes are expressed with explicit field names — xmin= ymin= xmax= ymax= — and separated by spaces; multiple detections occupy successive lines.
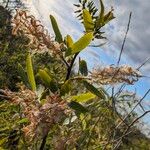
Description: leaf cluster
xmin=74 ymin=0 xmax=115 ymax=39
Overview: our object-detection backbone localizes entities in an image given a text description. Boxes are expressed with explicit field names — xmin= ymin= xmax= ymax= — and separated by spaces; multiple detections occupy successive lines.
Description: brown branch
xmin=65 ymin=53 xmax=79 ymax=81
xmin=40 ymin=134 xmax=48 ymax=150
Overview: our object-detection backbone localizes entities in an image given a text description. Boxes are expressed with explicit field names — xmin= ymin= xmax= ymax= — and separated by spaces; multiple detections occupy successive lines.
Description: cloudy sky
xmin=23 ymin=0 xmax=150 ymax=71
xmin=23 ymin=0 xmax=150 ymax=102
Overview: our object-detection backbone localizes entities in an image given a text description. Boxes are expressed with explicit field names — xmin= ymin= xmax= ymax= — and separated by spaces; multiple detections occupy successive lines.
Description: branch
xmin=40 ymin=134 xmax=48 ymax=150
xmin=65 ymin=53 xmax=79 ymax=81
xmin=103 ymin=89 xmax=150 ymax=150
xmin=117 ymin=12 xmax=132 ymax=65
xmin=113 ymin=110 xmax=150 ymax=149
xmin=136 ymin=57 xmax=150 ymax=71
xmin=115 ymin=88 xmax=150 ymax=129
xmin=39 ymin=53 xmax=79 ymax=149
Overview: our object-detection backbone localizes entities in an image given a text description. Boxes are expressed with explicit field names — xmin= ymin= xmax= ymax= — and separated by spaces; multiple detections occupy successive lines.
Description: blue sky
xmin=23 ymin=0 xmax=150 ymax=126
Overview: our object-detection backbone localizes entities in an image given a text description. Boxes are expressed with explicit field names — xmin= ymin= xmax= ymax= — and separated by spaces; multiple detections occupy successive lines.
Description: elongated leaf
xmin=83 ymin=9 xmax=94 ymax=32
xmin=99 ymin=0 xmax=104 ymax=18
xmin=65 ymin=35 xmax=74 ymax=48
xmin=50 ymin=15 xmax=63 ymax=43
xmin=38 ymin=69 xmax=52 ymax=87
xmin=60 ymin=80 xmax=72 ymax=96
xmin=38 ymin=69 xmax=58 ymax=92
xmin=26 ymin=53 xmax=36 ymax=91
xmin=67 ymin=32 xmax=93 ymax=56
xmin=68 ymin=101 xmax=88 ymax=114
xmin=71 ymin=92 xmax=96 ymax=103
xmin=79 ymin=60 xmax=88 ymax=76
xmin=96 ymin=0 xmax=105 ymax=28
xmin=83 ymin=81 xmax=105 ymax=99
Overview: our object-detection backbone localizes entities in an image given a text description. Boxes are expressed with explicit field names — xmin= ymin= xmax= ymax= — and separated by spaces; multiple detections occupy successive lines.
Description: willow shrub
xmin=0 ymin=0 xmax=149 ymax=150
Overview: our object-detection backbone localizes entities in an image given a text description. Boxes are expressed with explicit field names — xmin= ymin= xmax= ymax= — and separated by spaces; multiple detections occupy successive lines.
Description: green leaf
xmin=99 ymin=0 xmax=104 ymax=18
xmin=60 ymin=80 xmax=72 ymax=96
xmin=18 ymin=64 xmax=29 ymax=88
xmin=83 ymin=81 xmax=105 ymax=99
xmin=79 ymin=60 xmax=88 ymax=76
xmin=26 ymin=53 xmax=36 ymax=91
xmin=71 ymin=92 xmax=96 ymax=103
xmin=38 ymin=69 xmax=58 ymax=92
xmin=96 ymin=0 xmax=105 ymax=28
xmin=68 ymin=101 xmax=88 ymax=114
xmin=50 ymin=15 xmax=63 ymax=43
xmin=83 ymin=9 xmax=94 ymax=32
xmin=67 ymin=32 xmax=93 ymax=56
xmin=38 ymin=69 xmax=52 ymax=87
xmin=65 ymin=35 xmax=74 ymax=55
xmin=65 ymin=35 xmax=74 ymax=48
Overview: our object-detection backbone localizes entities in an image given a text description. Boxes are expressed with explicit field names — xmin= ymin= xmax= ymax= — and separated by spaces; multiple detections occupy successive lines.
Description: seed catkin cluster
xmin=12 ymin=10 xmax=61 ymax=55
xmin=3 ymin=87 xmax=69 ymax=141
xmin=90 ymin=65 xmax=142 ymax=85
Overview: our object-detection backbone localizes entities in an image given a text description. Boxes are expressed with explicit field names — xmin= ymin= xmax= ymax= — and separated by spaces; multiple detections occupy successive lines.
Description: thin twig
xmin=65 ymin=53 xmax=79 ymax=81
xmin=115 ymin=88 xmax=150 ymax=129
xmin=113 ymin=110 xmax=150 ymax=149
xmin=106 ymin=89 xmax=150 ymax=150
xmin=39 ymin=52 xmax=79 ymax=148
xmin=136 ymin=57 xmax=150 ymax=71
xmin=117 ymin=12 xmax=132 ymax=65
xmin=114 ymin=84 xmax=126 ymax=98
xmin=40 ymin=134 xmax=48 ymax=150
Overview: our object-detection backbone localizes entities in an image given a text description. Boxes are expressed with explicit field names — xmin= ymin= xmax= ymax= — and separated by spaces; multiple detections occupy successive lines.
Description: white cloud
xmin=106 ymin=0 xmax=150 ymax=72
xmin=24 ymin=0 xmax=82 ymax=39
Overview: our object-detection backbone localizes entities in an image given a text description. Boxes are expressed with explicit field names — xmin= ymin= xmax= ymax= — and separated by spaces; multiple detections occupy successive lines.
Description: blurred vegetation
xmin=0 ymin=6 xmax=28 ymax=90
xmin=0 ymin=0 xmax=150 ymax=150
xmin=0 ymin=6 xmax=66 ymax=90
